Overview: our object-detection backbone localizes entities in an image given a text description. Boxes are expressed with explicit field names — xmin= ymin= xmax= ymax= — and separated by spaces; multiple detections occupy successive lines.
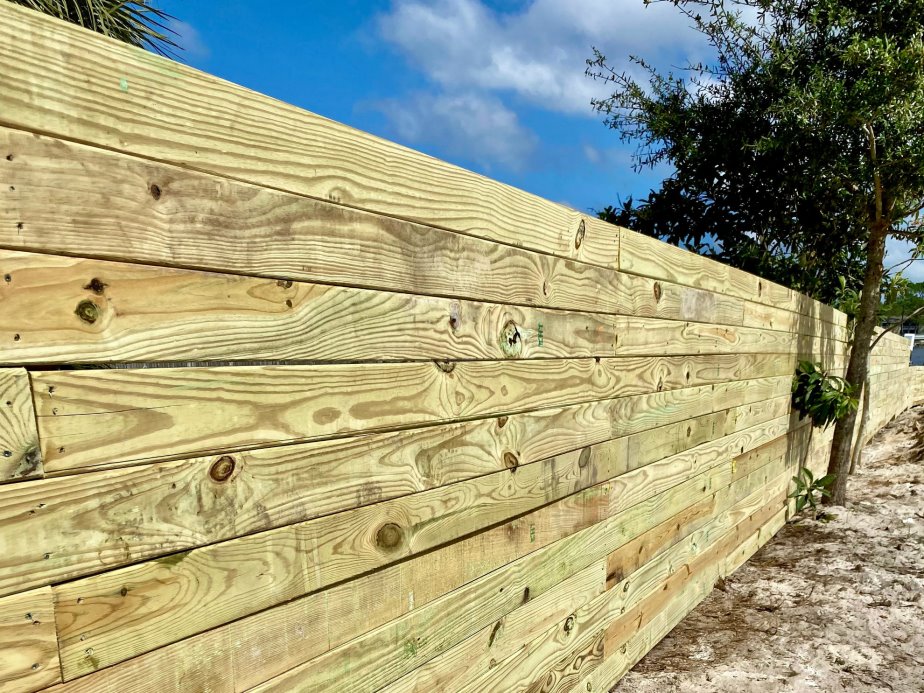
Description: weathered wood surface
xmin=0 ymin=586 xmax=61 ymax=692
xmin=0 ymin=128 xmax=742 ymax=327
xmin=0 ymin=248 xmax=847 ymax=366
xmin=31 ymin=357 xmax=795 ymax=473
xmin=0 ymin=3 xmax=620 ymax=270
xmin=0 ymin=6 xmax=917 ymax=693
xmin=0 ymin=392 xmax=787 ymax=597
xmin=0 ymin=368 xmax=42 ymax=483
xmin=51 ymin=399 xmax=795 ymax=678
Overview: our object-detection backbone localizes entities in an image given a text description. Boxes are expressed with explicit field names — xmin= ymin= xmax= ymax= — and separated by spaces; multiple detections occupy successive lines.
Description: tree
xmin=9 ymin=0 xmax=178 ymax=55
xmin=589 ymin=0 xmax=924 ymax=505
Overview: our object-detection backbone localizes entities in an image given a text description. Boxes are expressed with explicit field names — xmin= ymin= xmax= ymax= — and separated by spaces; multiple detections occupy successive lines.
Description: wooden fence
xmin=0 ymin=3 xmax=920 ymax=691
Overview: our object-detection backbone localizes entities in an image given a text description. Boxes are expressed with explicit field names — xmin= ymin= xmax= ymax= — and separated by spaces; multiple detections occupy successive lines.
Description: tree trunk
xmin=849 ymin=376 xmax=870 ymax=475
xmin=825 ymin=221 xmax=888 ymax=505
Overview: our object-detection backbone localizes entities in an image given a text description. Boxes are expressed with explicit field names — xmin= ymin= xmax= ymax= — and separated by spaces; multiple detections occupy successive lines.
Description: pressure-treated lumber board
xmin=0 ymin=128 xmax=854 ymax=344
xmin=379 ymin=562 xmax=609 ymax=693
xmin=0 ymin=249 xmax=845 ymax=366
xmin=452 ymin=481 xmax=790 ymax=693
xmin=52 ymin=412 xmax=802 ymax=681
xmin=0 ymin=248 xmax=606 ymax=364
xmin=0 ymin=586 xmax=60 ymax=692
xmin=245 ymin=456 xmax=793 ymax=693
xmin=619 ymin=228 xmax=844 ymax=327
xmin=0 ymin=3 xmax=620 ymax=271
xmin=50 ymin=398 xmax=793 ymax=678
xmin=0 ymin=5 xmax=842 ymax=325
xmin=0 ymin=128 xmax=747 ymax=327
xmin=0 ymin=369 xmax=42 ymax=483
xmin=0 ymin=390 xmax=784 ymax=597
xmin=31 ymin=356 xmax=795 ymax=473
xmin=576 ymin=508 xmax=790 ymax=693
xmin=42 ymin=421 xmax=805 ymax=691
xmin=380 ymin=471 xmax=785 ymax=693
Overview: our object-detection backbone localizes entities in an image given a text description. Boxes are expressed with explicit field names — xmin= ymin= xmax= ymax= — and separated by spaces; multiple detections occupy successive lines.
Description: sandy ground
xmin=613 ymin=407 xmax=924 ymax=693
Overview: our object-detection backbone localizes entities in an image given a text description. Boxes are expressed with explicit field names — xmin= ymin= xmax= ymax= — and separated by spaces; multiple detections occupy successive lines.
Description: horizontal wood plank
xmin=0 ymin=385 xmax=788 ymax=597
xmin=0 ymin=128 xmax=751 ymax=329
xmin=0 ymin=4 xmax=620 ymax=269
xmin=31 ymin=356 xmax=797 ymax=473
xmin=51 ymin=409 xmax=801 ymax=681
xmin=0 ymin=249 xmax=847 ymax=367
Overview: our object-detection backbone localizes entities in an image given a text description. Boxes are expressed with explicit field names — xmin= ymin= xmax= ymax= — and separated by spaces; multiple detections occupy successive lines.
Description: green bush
xmin=791 ymin=361 xmax=858 ymax=429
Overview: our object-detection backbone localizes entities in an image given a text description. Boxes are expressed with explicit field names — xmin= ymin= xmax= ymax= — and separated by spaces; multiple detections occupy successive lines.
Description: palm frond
xmin=9 ymin=0 xmax=180 ymax=56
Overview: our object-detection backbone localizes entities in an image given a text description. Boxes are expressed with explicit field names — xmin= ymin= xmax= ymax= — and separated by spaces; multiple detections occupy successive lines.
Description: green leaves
xmin=590 ymin=0 xmax=924 ymax=305
xmin=789 ymin=466 xmax=836 ymax=515
xmin=791 ymin=361 xmax=859 ymax=428
xmin=10 ymin=0 xmax=178 ymax=56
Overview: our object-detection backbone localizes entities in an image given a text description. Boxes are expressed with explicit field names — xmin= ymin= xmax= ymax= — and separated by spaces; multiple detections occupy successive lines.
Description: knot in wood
xmin=375 ymin=522 xmax=403 ymax=551
xmin=74 ymin=299 xmax=100 ymax=325
xmin=435 ymin=360 xmax=455 ymax=374
xmin=563 ymin=614 xmax=576 ymax=633
xmin=209 ymin=455 xmax=236 ymax=482
xmin=574 ymin=219 xmax=586 ymax=249
xmin=149 ymin=183 xmax=162 ymax=200
xmin=503 ymin=451 xmax=519 ymax=472
xmin=653 ymin=281 xmax=662 ymax=302
xmin=83 ymin=278 xmax=107 ymax=295
xmin=496 ymin=415 xmax=508 ymax=429
xmin=578 ymin=447 xmax=592 ymax=469
xmin=499 ymin=320 xmax=523 ymax=358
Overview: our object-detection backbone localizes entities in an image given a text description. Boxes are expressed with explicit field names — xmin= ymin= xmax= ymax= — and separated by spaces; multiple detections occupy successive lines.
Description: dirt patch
xmin=614 ymin=407 xmax=924 ymax=693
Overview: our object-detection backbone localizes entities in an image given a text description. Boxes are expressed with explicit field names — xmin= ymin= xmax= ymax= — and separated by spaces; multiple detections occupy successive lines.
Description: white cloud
xmin=373 ymin=92 xmax=538 ymax=171
xmin=377 ymin=0 xmax=712 ymax=116
xmin=168 ymin=19 xmax=210 ymax=60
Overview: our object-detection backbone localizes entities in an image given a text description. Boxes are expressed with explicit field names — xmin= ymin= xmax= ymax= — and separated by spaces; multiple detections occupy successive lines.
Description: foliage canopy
xmin=589 ymin=0 xmax=924 ymax=503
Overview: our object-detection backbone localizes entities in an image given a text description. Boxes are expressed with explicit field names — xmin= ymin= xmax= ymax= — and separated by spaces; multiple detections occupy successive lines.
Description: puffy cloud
xmin=377 ymin=0 xmax=713 ymax=115
xmin=373 ymin=91 xmax=538 ymax=171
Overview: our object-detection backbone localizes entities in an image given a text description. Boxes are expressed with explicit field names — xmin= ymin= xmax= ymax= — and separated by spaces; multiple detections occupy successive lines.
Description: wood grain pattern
xmin=32 ymin=355 xmax=793 ymax=473
xmin=0 ymin=249 xmax=844 ymax=366
xmin=0 ymin=128 xmax=747 ymax=328
xmin=51 ymin=406 xmax=796 ymax=681
xmin=252 ymin=458 xmax=793 ymax=693
xmin=619 ymin=228 xmax=845 ymax=326
xmin=0 ymin=586 xmax=60 ymax=692
xmin=0 ymin=4 xmax=619 ymax=269
xmin=456 ymin=478 xmax=788 ymax=693
xmin=379 ymin=565 xmax=608 ymax=693
xmin=380 ymin=454 xmax=786 ymax=693
xmin=40 ymin=417 xmax=808 ymax=692
xmin=0 ymin=369 xmax=42 ymax=483
xmin=0 ymin=384 xmax=783 ymax=597
xmin=50 ymin=394 xmax=789 ymax=678
xmin=591 ymin=503 xmax=791 ymax=693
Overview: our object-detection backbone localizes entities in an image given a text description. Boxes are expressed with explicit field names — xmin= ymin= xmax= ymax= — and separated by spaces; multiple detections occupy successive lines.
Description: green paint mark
xmin=119 ymin=78 xmax=129 ymax=92
xmin=537 ymin=322 xmax=544 ymax=347
xmin=529 ymin=524 xmax=536 ymax=543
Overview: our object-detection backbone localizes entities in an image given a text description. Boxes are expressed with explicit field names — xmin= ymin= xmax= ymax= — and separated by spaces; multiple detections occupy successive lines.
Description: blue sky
xmin=155 ymin=0 xmax=715 ymax=216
